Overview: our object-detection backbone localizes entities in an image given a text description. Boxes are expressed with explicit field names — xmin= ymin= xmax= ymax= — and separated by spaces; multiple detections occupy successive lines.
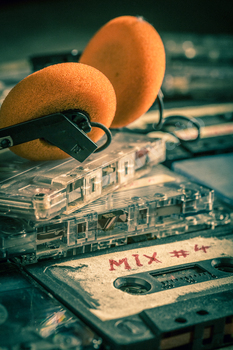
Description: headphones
xmin=0 ymin=16 xmax=166 ymax=162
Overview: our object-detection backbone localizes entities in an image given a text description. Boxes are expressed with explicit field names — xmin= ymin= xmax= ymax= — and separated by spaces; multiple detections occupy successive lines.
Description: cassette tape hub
xmin=25 ymin=234 xmax=233 ymax=350
xmin=0 ymin=262 xmax=102 ymax=350
xmin=0 ymin=133 xmax=165 ymax=220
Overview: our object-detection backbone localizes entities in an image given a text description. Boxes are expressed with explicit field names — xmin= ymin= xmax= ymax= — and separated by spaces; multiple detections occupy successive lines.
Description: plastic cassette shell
xmin=0 ymin=217 xmax=36 ymax=260
xmin=17 ymin=208 xmax=232 ymax=264
xmin=0 ymin=133 xmax=165 ymax=221
xmin=25 ymin=235 xmax=233 ymax=350
xmin=1 ymin=166 xmax=228 ymax=264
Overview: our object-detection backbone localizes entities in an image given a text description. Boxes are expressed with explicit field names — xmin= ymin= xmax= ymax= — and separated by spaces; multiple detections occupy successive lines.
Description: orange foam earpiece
xmin=0 ymin=62 xmax=116 ymax=161
xmin=80 ymin=15 xmax=166 ymax=128
xmin=0 ymin=16 xmax=165 ymax=161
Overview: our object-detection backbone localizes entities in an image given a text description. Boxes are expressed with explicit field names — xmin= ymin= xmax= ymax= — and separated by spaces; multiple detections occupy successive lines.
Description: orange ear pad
xmin=0 ymin=62 xmax=116 ymax=161
xmin=79 ymin=16 xmax=166 ymax=128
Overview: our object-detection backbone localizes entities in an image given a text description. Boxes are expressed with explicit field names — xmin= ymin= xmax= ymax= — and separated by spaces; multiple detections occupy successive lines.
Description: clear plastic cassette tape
xmin=1 ymin=166 xmax=230 ymax=264
xmin=0 ymin=133 xmax=165 ymax=220
xmin=6 ymin=206 xmax=231 ymax=265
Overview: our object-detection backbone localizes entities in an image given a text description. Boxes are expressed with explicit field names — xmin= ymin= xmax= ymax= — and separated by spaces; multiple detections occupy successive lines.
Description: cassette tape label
xmin=108 ymin=244 xmax=211 ymax=271
xmin=43 ymin=236 xmax=233 ymax=321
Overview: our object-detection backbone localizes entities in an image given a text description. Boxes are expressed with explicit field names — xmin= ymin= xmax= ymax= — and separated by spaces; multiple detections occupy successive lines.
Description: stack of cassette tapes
xmin=1 ymin=146 xmax=232 ymax=350
xmin=1 ymin=32 xmax=233 ymax=350
xmin=0 ymin=132 xmax=166 ymax=261
xmin=1 ymin=160 xmax=232 ymax=265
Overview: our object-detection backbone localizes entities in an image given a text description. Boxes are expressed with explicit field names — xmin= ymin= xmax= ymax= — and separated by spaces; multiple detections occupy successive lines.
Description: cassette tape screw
xmin=154 ymin=193 xmax=166 ymax=199
xmin=131 ymin=196 xmax=144 ymax=203
xmin=214 ymin=211 xmax=228 ymax=222
xmin=115 ymin=318 xmax=149 ymax=335
xmin=92 ymin=338 xmax=102 ymax=349
xmin=0 ymin=138 xmax=11 ymax=148
xmin=186 ymin=216 xmax=197 ymax=224
xmin=182 ymin=188 xmax=196 ymax=199
xmin=34 ymin=193 xmax=45 ymax=199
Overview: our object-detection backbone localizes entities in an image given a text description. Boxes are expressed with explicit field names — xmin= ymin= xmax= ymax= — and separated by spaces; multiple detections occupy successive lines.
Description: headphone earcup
xmin=80 ymin=15 xmax=166 ymax=128
xmin=0 ymin=62 xmax=116 ymax=161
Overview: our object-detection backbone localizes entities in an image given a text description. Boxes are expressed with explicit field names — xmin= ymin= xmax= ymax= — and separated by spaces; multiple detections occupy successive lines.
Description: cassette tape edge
xmin=0 ymin=132 xmax=166 ymax=221
xmin=24 ymin=234 xmax=233 ymax=350
xmin=2 ymin=165 xmax=231 ymax=265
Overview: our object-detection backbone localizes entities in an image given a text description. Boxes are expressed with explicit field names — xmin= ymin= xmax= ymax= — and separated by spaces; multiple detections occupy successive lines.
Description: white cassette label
xmin=49 ymin=236 xmax=233 ymax=321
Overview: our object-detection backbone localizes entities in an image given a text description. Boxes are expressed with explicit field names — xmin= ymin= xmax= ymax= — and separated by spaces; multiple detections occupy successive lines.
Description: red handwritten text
xmin=109 ymin=244 xmax=211 ymax=271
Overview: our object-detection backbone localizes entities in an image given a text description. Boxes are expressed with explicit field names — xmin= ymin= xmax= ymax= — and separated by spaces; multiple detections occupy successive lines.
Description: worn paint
xmin=47 ymin=236 xmax=233 ymax=321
